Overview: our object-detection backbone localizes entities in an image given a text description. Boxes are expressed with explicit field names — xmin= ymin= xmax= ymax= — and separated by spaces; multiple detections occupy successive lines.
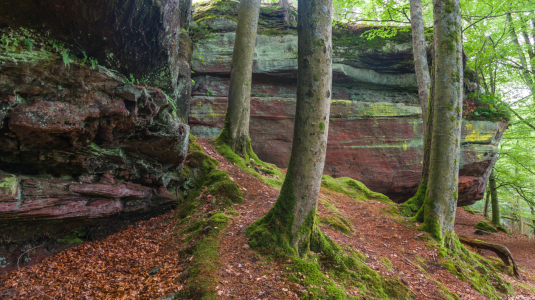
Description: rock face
xmin=0 ymin=0 xmax=193 ymax=120
xmin=189 ymin=1 xmax=505 ymax=205
xmin=0 ymin=50 xmax=188 ymax=227
xmin=0 ymin=0 xmax=192 ymax=268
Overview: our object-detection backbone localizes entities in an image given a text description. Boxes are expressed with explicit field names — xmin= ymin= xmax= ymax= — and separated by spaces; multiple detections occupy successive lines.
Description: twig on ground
xmin=17 ymin=245 xmax=55 ymax=299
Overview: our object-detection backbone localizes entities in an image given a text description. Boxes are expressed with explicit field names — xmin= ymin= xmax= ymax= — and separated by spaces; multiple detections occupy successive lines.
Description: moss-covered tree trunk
xmin=401 ymin=0 xmax=433 ymax=218
xmin=490 ymin=170 xmax=501 ymax=226
xmin=483 ymin=188 xmax=490 ymax=218
xmin=421 ymin=0 xmax=463 ymax=244
xmin=247 ymin=0 xmax=333 ymax=255
xmin=216 ymin=0 xmax=261 ymax=156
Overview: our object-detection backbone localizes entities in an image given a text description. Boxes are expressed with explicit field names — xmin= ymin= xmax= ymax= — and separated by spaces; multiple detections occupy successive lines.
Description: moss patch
xmin=174 ymin=141 xmax=243 ymax=299
xmin=439 ymin=234 xmax=512 ymax=299
xmin=213 ymin=134 xmax=285 ymax=188
xmin=321 ymin=175 xmax=392 ymax=203
xmin=475 ymin=221 xmax=498 ymax=233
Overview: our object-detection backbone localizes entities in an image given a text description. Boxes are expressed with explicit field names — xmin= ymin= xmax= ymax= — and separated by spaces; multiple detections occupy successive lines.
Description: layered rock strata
xmin=189 ymin=1 xmax=505 ymax=205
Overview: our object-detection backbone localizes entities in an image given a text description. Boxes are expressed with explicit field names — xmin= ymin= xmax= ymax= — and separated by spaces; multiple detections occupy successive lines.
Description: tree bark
xmin=180 ymin=0 xmax=192 ymax=31
xmin=490 ymin=169 xmax=501 ymax=226
xmin=246 ymin=0 xmax=333 ymax=255
xmin=410 ymin=0 xmax=431 ymax=130
xmin=507 ymin=13 xmax=535 ymax=95
xmin=531 ymin=205 xmax=535 ymax=236
xmin=279 ymin=0 xmax=290 ymax=24
xmin=400 ymin=0 xmax=433 ymax=219
xmin=421 ymin=0 xmax=463 ymax=244
xmin=483 ymin=187 xmax=490 ymax=218
xmin=217 ymin=0 xmax=261 ymax=156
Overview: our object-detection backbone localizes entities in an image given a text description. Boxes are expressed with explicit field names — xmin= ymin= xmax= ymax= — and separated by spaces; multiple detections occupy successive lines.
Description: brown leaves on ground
xmin=0 ymin=212 xmax=185 ymax=299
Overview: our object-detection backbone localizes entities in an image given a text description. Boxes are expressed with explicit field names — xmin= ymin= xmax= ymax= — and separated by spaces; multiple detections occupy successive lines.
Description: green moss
xmin=380 ymin=257 xmax=393 ymax=270
xmin=321 ymin=175 xmax=392 ymax=203
xmin=0 ymin=175 xmax=18 ymax=196
xmin=400 ymin=180 xmax=427 ymax=221
xmin=319 ymin=122 xmax=326 ymax=131
xmin=214 ymin=133 xmax=285 ymax=188
xmin=88 ymin=142 xmax=125 ymax=157
xmin=319 ymin=215 xmax=353 ymax=235
xmin=475 ymin=221 xmax=498 ymax=233
xmin=495 ymin=225 xmax=512 ymax=236
xmin=332 ymin=22 xmax=412 ymax=56
xmin=439 ymin=233 xmax=512 ymax=299
xmin=436 ymin=281 xmax=461 ymax=300
xmin=175 ymin=144 xmax=240 ymax=299
xmin=188 ymin=134 xmax=203 ymax=153
xmin=176 ymin=216 xmax=231 ymax=300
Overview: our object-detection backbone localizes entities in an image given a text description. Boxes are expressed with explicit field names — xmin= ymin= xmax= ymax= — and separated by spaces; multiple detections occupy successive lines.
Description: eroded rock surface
xmin=0 ymin=46 xmax=188 ymax=239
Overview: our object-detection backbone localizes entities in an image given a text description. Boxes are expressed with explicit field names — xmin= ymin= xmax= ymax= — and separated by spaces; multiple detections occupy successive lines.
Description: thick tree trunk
xmin=400 ymin=0 xmax=432 ymax=219
xmin=422 ymin=0 xmax=463 ymax=244
xmin=246 ymin=0 xmax=333 ymax=255
xmin=217 ymin=0 xmax=261 ymax=156
xmin=483 ymin=188 xmax=490 ymax=218
xmin=490 ymin=170 xmax=501 ymax=226
xmin=279 ymin=0 xmax=290 ymax=24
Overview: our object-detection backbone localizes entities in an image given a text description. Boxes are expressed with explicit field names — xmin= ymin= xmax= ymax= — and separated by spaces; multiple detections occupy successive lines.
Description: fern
xmin=60 ymin=49 xmax=70 ymax=68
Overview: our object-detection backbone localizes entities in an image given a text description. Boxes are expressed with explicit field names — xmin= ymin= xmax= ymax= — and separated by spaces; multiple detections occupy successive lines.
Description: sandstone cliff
xmin=188 ymin=1 xmax=506 ymax=205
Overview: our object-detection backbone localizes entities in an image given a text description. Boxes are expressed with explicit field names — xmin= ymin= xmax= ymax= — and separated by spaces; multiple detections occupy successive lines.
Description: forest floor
xmin=1 ymin=137 xmax=535 ymax=299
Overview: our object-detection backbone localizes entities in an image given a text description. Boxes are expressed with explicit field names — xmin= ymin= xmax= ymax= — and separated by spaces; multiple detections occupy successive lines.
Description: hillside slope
xmin=1 ymin=137 xmax=534 ymax=299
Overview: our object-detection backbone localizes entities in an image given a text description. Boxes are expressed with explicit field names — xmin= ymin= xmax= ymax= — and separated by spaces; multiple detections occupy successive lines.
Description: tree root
xmin=458 ymin=235 xmax=521 ymax=279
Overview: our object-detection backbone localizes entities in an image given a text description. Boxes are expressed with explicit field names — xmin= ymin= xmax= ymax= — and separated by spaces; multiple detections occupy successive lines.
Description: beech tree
xmin=420 ymin=0 xmax=464 ymax=244
xmin=279 ymin=0 xmax=290 ymax=24
xmin=216 ymin=0 xmax=261 ymax=156
xmin=401 ymin=0 xmax=433 ymax=219
xmin=247 ymin=0 xmax=333 ymax=254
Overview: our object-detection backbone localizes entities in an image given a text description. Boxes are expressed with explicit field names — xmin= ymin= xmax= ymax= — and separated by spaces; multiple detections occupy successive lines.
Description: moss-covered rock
xmin=475 ymin=221 xmax=498 ymax=233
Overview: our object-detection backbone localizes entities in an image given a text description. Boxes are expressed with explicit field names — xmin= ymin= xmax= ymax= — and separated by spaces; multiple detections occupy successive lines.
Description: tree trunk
xmin=421 ymin=0 xmax=463 ymax=244
xmin=490 ymin=169 xmax=501 ymax=226
xmin=180 ymin=0 xmax=192 ymax=31
xmin=400 ymin=0 xmax=433 ymax=219
xmin=483 ymin=188 xmax=490 ymax=218
xmin=507 ymin=13 xmax=535 ymax=94
xmin=216 ymin=0 xmax=261 ymax=156
xmin=279 ymin=0 xmax=290 ymax=24
xmin=531 ymin=205 xmax=535 ymax=236
xmin=246 ymin=0 xmax=333 ymax=255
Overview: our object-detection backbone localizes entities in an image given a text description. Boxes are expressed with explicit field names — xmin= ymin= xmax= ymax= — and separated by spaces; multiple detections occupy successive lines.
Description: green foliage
xmin=464 ymin=92 xmax=510 ymax=122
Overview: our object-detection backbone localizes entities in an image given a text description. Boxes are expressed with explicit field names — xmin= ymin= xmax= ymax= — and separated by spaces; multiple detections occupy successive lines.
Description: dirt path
xmin=1 ymin=137 xmax=535 ymax=299
xmin=455 ymin=208 xmax=535 ymax=271
xmin=198 ymin=137 xmax=535 ymax=300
